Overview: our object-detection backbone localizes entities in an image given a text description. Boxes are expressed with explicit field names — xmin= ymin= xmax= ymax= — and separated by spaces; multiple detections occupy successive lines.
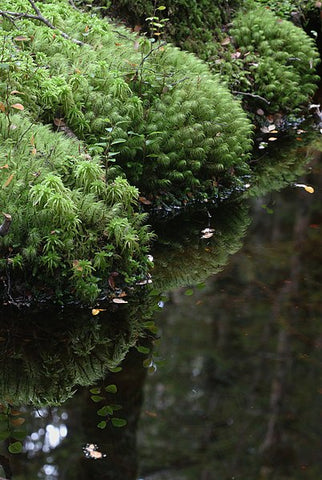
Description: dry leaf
xmin=10 ymin=90 xmax=24 ymax=95
xmin=54 ymin=118 xmax=66 ymax=127
xmin=139 ymin=196 xmax=152 ymax=205
xmin=0 ymin=164 xmax=9 ymax=169
xmin=11 ymin=103 xmax=24 ymax=111
xmin=0 ymin=102 xmax=5 ymax=112
xmin=3 ymin=173 xmax=15 ymax=188
xmin=268 ymin=137 xmax=277 ymax=141
xmin=221 ymin=37 xmax=231 ymax=45
xmin=112 ymin=298 xmax=128 ymax=304
xmin=201 ymin=227 xmax=215 ymax=239
xmin=14 ymin=35 xmax=29 ymax=42
xmin=10 ymin=417 xmax=25 ymax=426
xmin=72 ymin=260 xmax=83 ymax=271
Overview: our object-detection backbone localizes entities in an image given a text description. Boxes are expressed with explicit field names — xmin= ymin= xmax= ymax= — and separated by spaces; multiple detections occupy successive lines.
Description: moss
xmin=0 ymin=0 xmax=253 ymax=196
xmin=222 ymin=5 xmax=320 ymax=112
xmin=0 ymin=114 xmax=152 ymax=303
xmin=95 ymin=0 xmax=320 ymax=113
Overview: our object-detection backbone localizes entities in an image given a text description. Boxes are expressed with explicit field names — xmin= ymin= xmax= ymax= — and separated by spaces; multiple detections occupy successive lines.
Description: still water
xmin=0 ymin=136 xmax=321 ymax=479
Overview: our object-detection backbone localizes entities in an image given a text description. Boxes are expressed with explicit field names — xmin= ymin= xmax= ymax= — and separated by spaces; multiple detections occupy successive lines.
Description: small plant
xmin=0 ymin=404 xmax=26 ymax=454
xmin=90 ymin=379 xmax=127 ymax=429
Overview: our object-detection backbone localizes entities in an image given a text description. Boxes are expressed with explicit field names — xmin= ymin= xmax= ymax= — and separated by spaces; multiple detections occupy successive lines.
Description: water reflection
xmin=0 ymin=138 xmax=321 ymax=479
xmin=138 ymin=149 xmax=322 ymax=480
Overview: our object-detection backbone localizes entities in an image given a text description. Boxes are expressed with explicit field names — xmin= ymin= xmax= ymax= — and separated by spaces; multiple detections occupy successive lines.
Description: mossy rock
xmin=0 ymin=0 xmax=253 ymax=199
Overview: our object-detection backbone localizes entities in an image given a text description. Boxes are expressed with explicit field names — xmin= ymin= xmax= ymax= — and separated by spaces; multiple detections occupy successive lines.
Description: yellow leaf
xmin=91 ymin=308 xmax=106 ymax=316
xmin=304 ymin=186 xmax=314 ymax=193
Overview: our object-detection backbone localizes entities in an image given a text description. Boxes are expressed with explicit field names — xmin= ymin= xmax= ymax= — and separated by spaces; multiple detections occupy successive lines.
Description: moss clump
xmin=223 ymin=5 xmax=320 ymax=112
xmin=96 ymin=0 xmax=320 ymax=113
xmin=106 ymin=0 xmax=242 ymax=55
xmin=254 ymin=0 xmax=320 ymax=20
xmin=0 ymin=113 xmax=152 ymax=303
xmin=0 ymin=0 xmax=253 ymax=200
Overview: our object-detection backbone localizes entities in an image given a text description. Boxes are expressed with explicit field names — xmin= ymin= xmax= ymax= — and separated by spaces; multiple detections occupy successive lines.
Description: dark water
xmin=0 ymin=137 xmax=322 ymax=480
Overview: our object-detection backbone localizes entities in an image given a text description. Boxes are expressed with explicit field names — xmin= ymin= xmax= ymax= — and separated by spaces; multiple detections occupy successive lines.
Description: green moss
xmin=0 ymin=0 xmax=253 ymax=198
xmin=0 ymin=114 xmax=152 ymax=303
xmin=96 ymin=0 xmax=320 ymax=113
xmin=222 ymin=5 xmax=320 ymax=112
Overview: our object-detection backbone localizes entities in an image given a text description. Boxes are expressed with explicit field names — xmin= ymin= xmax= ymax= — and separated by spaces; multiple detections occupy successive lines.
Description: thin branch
xmin=68 ymin=0 xmax=80 ymax=11
xmin=139 ymin=41 xmax=167 ymax=68
xmin=0 ymin=0 xmax=86 ymax=47
xmin=232 ymin=90 xmax=271 ymax=105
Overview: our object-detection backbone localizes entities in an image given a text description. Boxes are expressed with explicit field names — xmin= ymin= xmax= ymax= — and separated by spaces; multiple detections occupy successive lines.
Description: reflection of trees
xmin=138 ymin=152 xmax=322 ymax=479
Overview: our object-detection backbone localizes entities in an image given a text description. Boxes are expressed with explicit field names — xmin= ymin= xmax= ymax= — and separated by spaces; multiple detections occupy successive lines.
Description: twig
xmin=139 ymin=41 xmax=167 ymax=68
xmin=232 ymin=90 xmax=271 ymax=105
xmin=68 ymin=0 xmax=80 ymax=11
xmin=0 ymin=0 xmax=86 ymax=47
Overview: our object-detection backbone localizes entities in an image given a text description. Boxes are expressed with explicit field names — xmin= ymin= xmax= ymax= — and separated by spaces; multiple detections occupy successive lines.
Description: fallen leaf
xmin=112 ymin=298 xmax=128 ymax=304
xmin=11 ymin=103 xmax=24 ymax=111
xmin=54 ymin=118 xmax=65 ymax=127
xmin=0 ymin=102 xmax=6 ymax=112
xmin=294 ymin=183 xmax=314 ymax=193
xmin=10 ymin=417 xmax=25 ymax=426
xmin=72 ymin=260 xmax=83 ymax=271
xmin=31 ymin=147 xmax=37 ymax=155
xmin=268 ymin=137 xmax=278 ymax=141
xmin=231 ymin=51 xmax=241 ymax=59
xmin=256 ymin=108 xmax=264 ymax=116
xmin=14 ymin=36 xmax=29 ymax=42
xmin=201 ymin=228 xmax=215 ymax=239
xmin=2 ymin=173 xmax=15 ymax=188
xmin=92 ymin=308 xmax=106 ymax=316
xmin=261 ymin=124 xmax=276 ymax=133
xmin=10 ymin=90 xmax=24 ymax=95
xmin=139 ymin=196 xmax=152 ymax=205
xmin=221 ymin=37 xmax=231 ymax=45
xmin=0 ymin=164 xmax=9 ymax=169
xmin=144 ymin=410 xmax=158 ymax=417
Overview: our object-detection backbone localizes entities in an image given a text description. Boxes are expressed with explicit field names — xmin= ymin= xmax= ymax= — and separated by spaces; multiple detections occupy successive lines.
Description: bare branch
xmin=0 ymin=1 xmax=86 ymax=47
xmin=232 ymin=90 xmax=271 ymax=105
